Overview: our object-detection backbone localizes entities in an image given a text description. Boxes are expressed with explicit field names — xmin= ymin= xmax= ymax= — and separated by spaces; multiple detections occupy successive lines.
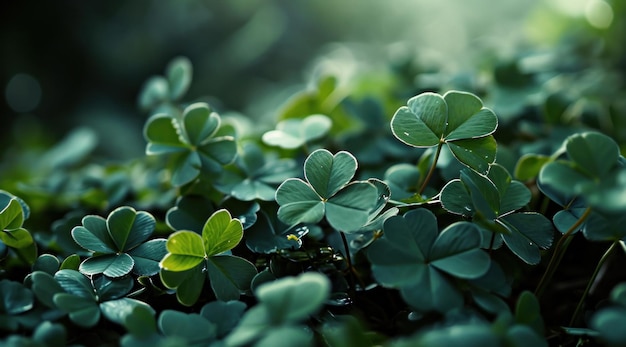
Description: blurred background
xmin=1 ymin=0 xmax=624 ymax=159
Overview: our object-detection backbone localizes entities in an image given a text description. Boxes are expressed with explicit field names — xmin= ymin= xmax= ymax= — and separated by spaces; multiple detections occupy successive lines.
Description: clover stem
xmin=488 ymin=232 xmax=497 ymax=254
xmin=569 ymin=240 xmax=618 ymax=326
xmin=418 ymin=141 xmax=444 ymax=195
xmin=340 ymin=231 xmax=365 ymax=291
xmin=535 ymin=207 xmax=592 ymax=298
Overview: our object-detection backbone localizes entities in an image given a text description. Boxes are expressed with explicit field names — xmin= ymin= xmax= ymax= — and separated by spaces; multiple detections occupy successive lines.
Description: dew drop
xmin=464 ymin=206 xmax=472 ymax=211
xmin=408 ymin=311 xmax=423 ymax=321
xmin=239 ymin=216 xmax=247 ymax=224
xmin=529 ymin=242 xmax=534 ymax=246
xmin=403 ymin=131 xmax=410 ymax=136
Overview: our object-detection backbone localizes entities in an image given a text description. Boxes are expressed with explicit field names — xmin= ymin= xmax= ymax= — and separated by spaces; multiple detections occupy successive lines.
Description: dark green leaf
xmin=207 ymin=255 xmax=257 ymax=301
xmin=128 ymin=239 xmax=167 ymax=276
xmin=305 ymin=150 xmax=357 ymax=199
xmin=160 ymin=265 xmax=205 ymax=307
xmin=166 ymin=56 xmax=192 ymax=101
xmin=276 ymin=179 xmax=325 ymax=225
xmin=166 ymin=195 xmax=215 ymax=233
xmin=79 ymin=253 xmax=135 ymax=278
xmin=33 ymin=254 xmax=60 ymax=275
xmin=200 ymin=300 xmax=247 ymax=338
xmin=326 ymin=181 xmax=378 ymax=231
xmin=182 ymin=103 xmax=219 ymax=147
xmin=72 ymin=215 xmax=116 ymax=253
xmin=158 ymin=310 xmax=216 ymax=344
xmin=31 ymin=271 xmax=64 ymax=308
xmin=500 ymin=213 xmax=554 ymax=265
xmin=448 ymin=136 xmax=497 ymax=174
xmin=54 ymin=269 xmax=95 ymax=299
xmin=256 ymin=272 xmax=330 ymax=324
xmin=515 ymin=291 xmax=544 ymax=335
xmin=106 ymin=207 xmax=155 ymax=251
xmin=93 ymin=275 xmax=134 ymax=301
xmin=32 ymin=321 xmax=66 ymax=347
xmin=0 ymin=280 xmax=33 ymax=315
xmin=100 ymin=298 xmax=155 ymax=325
xmin=566 ymin=131 xmax=619 ymax=178
xmin=53 ymin=293 xmax=99 ymax=328
xmin=390 ymin=92 xmax=445 ymax=147
xmin=144 ymin=115 xmax=186 ymax=154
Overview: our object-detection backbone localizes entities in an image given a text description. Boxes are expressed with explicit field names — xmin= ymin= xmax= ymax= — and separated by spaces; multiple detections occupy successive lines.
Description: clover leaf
xmin=144 ymin=102 xmax=237 ymax=186
xmin=0 ymin=280 xmax=34 ymax=331
xmin=244 ymin=205 xmax=306 ymax=253
xmin=262 ymin=114 xmax=332 ymax=149
xmin=216 ymin=142 xmax=299 ymax=201
xmin=441 ymin=165 xmax=554 ymax=265
xmin=225 ymin=272 xmax=329 ymax=347
xmin=368 ymin=208 xmax=490 ymax=313
xmin=539 ymin=131 xmax=625 ymax=213
xmin=30 ymin=270 xmax=153 ymax=328
xmin=275 ymin=149 xmax=381 ymax=232
xmin=0 ymin=192 xmax=36 ymax=263
xmin=590 ymin=283 xmax=626 ymax=346
xmin=138 ymin=56 xmax=192 ymax=113
xmin=391 ymin=90 xmax=497 ymax=174
xmin=159 ymin=209 xmax=257 ymax=305
xmin=71 ymin=206 xmax=166 ymax=277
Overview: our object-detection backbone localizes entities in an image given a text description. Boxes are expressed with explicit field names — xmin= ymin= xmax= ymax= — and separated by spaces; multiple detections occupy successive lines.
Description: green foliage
xmin=144 ymin=102 xmax=237 ymax=186
xmin=275 ymin=149 xmax=388 ymax=232
xmin=71 ymin=206 xmax=166 ymax=277
xmin=160 ymin=209 xmax=257 ymax=304
xmin=391 ymin=91 xmax=497 ymax=174
xmin=4 ymin=24 xmax=626 ymax=346
xmin=440 ymin=164 xmax=554 ymax=264
xmin=368 ymin=208 xmax=490 ymax=312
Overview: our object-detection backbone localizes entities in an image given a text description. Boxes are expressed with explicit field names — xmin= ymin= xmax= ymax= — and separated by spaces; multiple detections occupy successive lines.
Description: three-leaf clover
xmin=71 ymin=206 xmax=167 ymax=278
xmin=144 ymin=102 xmax=237 ymax=186
xmin=262 ymin=114 xmax=332 ymax=149
xmin=275 ymin=149 xmax=384 ymax=232
xmin=368 ymin=208 xmax=491 ymax=313
xmin=138 ymin=56 xmax=193 ymax=113
xmin=441 ymin=164 xmax=554 ymax=265
xmin=30 ymin=270 xmax=153 ymax=328
xmin=159 ymin=209 xmax=257 ymax=305
xmin=390 ymin=90 xmax=498 ymax=174
xmin=216 ymin=142 xmax=299 ymax=201
xmin=539 ymin=131 xmax=626 ymax=214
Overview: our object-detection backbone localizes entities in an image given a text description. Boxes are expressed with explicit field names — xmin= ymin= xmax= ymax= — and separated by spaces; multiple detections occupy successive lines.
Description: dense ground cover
xmin=1 ymin=1 xmax=626 ymax=346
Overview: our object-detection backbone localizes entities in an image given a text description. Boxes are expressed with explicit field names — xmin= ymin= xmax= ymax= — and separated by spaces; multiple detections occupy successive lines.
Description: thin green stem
xmin=535 ymin=207 xmax=592 ymax=298
xmin=339 ymin=231 xmax=366 ymax=290
xmin=569 ymin=241 xmax=618 ymax=326
xmin=418 ymin=141 xmax=444 ymax=195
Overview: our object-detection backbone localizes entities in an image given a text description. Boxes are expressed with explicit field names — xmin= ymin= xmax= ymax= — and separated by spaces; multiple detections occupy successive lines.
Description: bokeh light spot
xmin=5 ymin=73 xmax=42 ymax=113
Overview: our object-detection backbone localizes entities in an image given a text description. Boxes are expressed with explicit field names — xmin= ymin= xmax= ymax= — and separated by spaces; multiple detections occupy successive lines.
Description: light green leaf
xmin=0 ymin=199 xmax=23 ymax=230
xmin=539 ymin=161 xmax=590 ymax=196
xmin=429 ymin=222 xmax=490 ymax=279
xmin=161 ymin=231 xmax=205 ymax=271
xmin=514 ymin=154 xmax=551 ymax=181
xmin=202 ymin=209 xmax=243 ymax=257
xmin=0 ymin=228 xmax=33 ymax=249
